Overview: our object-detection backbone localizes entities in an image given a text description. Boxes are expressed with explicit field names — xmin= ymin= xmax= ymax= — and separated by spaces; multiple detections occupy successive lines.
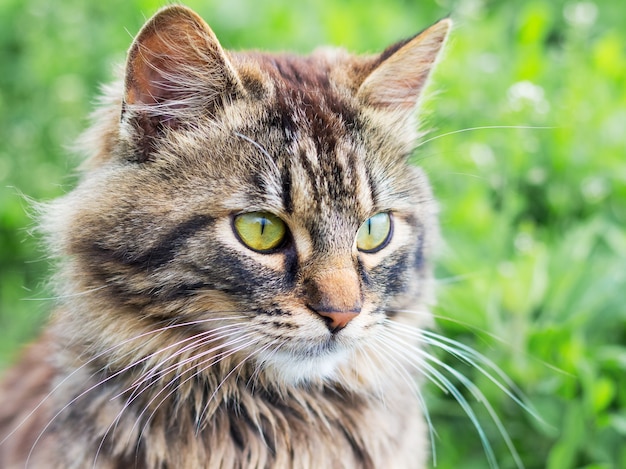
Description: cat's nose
xmin=314 ymin=309 xmax=360 ymax=332
xmin=305 ymin=267 xmax=362 ymax=332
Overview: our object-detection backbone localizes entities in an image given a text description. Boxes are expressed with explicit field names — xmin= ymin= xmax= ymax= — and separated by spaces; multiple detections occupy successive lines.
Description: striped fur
xmin=0 ymin=6 xmax=450 ymax=468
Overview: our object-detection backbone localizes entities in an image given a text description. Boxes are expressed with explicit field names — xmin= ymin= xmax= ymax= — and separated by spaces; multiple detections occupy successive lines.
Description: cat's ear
xmin=123 ymin=6 xmax=243 ymax=132
xmin=357 ymin=19 xmax=451 ymax=112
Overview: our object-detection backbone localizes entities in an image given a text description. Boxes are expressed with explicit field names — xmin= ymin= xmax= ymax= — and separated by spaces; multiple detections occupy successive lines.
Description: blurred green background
xmin=0 ymin=0 xmax=624 ymax=467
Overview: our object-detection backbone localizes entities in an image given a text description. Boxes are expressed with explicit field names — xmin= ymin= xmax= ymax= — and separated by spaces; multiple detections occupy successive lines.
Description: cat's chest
xmin=49 ymin=375 xmax=427 ymax=468
xmin=162 ymin=390 xmax=425 ymax=468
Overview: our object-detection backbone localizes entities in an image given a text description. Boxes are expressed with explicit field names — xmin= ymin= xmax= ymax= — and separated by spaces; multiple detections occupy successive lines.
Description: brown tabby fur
xmin=0 ymin=5 xmax=450 ymax=468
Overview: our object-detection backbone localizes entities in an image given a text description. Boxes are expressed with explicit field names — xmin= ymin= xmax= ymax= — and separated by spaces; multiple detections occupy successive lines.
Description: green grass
xmin=1 ymin=0 xmax=624 ymax=467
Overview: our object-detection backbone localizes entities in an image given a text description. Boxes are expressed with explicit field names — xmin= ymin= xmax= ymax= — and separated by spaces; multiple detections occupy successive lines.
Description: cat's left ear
xmin=357 ymin=19 xmax=451 ymax=112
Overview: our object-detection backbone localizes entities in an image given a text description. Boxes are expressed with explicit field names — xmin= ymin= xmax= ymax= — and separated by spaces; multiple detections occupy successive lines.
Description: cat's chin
xmin=256 ymin=345 xmax=351 ymax=387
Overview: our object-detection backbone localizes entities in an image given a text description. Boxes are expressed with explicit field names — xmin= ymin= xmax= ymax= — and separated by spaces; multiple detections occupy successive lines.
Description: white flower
xmin=507 ymin=81 xmax=550 ymax=114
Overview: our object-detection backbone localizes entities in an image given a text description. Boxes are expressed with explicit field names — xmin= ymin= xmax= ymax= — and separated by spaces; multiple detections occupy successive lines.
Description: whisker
xmin=389 ymin=321 xmax=541 ymax=420
xmin=126 ymin=335 xmax=260 ymax=448
xmin=125 ymin=331 xmax=257 ymax=415
xmin=421 ymin=330 xmax=539 ymax=417
xmin=233 ymin=131 xmax=281 ymax=176
xmin=195 ymin=338 xmax=278 ymax=429
xmin=20 ymin=285 xmax=110 ymax=301
xmin=20 ymin=315 xmax=245 ymax=464
xmin=416 ymin=125 xmax=554 ymax=148
xmin=11 ymin=318 xmax=204 ymax=449
xmin=389 ymin=307 xmax=506 ymax=340
xmin=349 ymin=344 xmax=385 ymax=403
xmin=385 ymin=324 xmax=525 ymax=469
xmin=115 ymin=323 xmax=245 ymax=399
xmin=92 ymin=327 xmax=251 ymax=464
xmin=392 ymin=307 xmax=565 ymax=377
xmin=94 ymin=330 xmax=255 ymax=468
xmin=380 ymin=330 xmax=501 ymax=468
xmin=128 ymin=336 xmax=270 ymax=461
xmin=246 ymin=340 xmax=284 ymax=391
xmin=371 ymin=334 xmax=438 ymax=466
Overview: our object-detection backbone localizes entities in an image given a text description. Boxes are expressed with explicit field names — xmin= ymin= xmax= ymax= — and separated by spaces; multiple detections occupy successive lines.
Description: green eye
xmin=356 ymin=212 xmax=392 ymax=253
xmin=233 ymin=212 xmax=287 ymax=253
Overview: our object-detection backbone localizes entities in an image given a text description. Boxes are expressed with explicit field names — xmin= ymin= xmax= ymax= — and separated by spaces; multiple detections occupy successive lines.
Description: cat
xmin=0 ymin=5 xmax=452 ymax=468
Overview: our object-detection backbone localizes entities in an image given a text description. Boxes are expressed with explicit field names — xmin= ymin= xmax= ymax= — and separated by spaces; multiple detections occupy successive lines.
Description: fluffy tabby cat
xmin=0 ymin=5 xmax=454 ymax=468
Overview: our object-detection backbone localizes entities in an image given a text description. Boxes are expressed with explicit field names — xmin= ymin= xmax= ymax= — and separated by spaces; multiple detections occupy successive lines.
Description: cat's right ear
xmin=122 ymin=6 xmax=244 ymax=160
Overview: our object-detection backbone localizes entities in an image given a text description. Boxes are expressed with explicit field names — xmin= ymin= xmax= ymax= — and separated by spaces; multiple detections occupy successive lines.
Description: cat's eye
xmin=233 ymin=212 xmax=287 ymax=253
xmin=356 ymin=212 xmax=392 ymax=253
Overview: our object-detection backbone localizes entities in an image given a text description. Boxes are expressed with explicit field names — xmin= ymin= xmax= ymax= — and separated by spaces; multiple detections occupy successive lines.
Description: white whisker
xmin=21 ymin=316 xmax=245 ymax=465
xmin=115 ymin=323 xmax=245 ymax=399
xmin=384 ymin=322 xmax=526 ymax=469
xmin=127 ymin=335 xmax=271 ymax=461
xmin=372 ymin=333 xmax=438 ymax=466
xmin=20 ymin=285 xmax=110 ymax=301
xmin=91 ymin=327 xmax=252 ymax=466
xmin=416 ymin=125 xmax=554 ymax=148
xmin=126 ymin=331 xmax=257 ymax=414
xmin=195 ymin=338 xmax=279 ymax=429
xmin=127 ymin=335 xmax=260 ymax=447
xmin=381 ymin=331 xmax=501 ymax=467
xmin=94 ymin=330 xmax=254 ymax=468
xmin=246 ymin=340 xmax=284 ymax=391
xmin=389 ymin=321 xmax=540 ymax=420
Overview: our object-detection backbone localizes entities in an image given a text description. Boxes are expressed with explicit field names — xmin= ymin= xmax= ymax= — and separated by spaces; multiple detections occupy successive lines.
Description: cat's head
xmin=47 ymin=6 xmax=450 ymax=388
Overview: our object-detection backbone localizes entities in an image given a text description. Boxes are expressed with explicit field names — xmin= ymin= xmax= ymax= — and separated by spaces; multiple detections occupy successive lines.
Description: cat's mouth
xmin=256 ymin=339 xmax=350 ymax=385
xmin=295 ymin=335 xmax=342 ymax=356
xmin=248 ymin=320 xmax=359 ymax=385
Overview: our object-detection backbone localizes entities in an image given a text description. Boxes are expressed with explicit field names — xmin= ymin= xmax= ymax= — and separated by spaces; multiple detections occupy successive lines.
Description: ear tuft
xmin=357 ymin=19 xmax=452 ymax=111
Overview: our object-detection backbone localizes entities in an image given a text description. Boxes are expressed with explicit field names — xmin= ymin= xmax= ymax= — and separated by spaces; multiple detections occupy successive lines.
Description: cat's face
xmin=48 ymin=6 xmax=450 ymax=387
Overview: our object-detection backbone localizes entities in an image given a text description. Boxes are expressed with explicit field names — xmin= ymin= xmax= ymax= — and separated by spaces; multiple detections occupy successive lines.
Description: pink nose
xmin=304 ymin=266 xmax=362 ymax=332
xmin=316 ymin=310 xmax=360 ymax=332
